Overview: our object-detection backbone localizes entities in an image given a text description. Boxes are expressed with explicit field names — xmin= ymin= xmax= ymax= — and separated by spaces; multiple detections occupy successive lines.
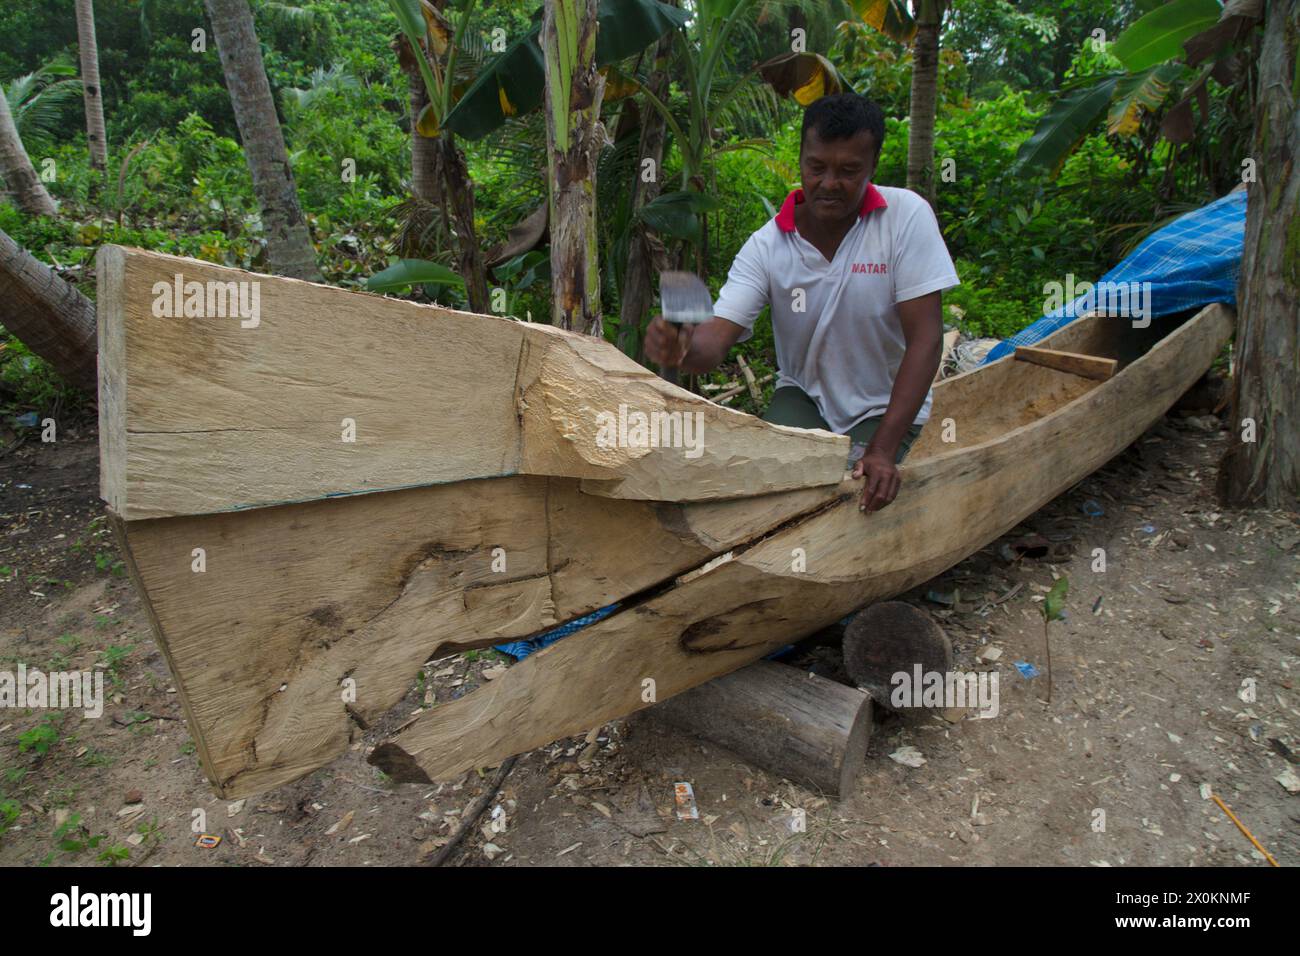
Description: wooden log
xmin=95 ymin=245 xmax=847 ymax=519
xmin=643 ymin=661 xmax=872 ymax=798
xmin=715 ymin=373 xmax=772 ymax=403
xmin=102 ymin=281 xmax=1234 ymax=795
xmin=1013 ymin=345 xmax=1117 ymax=381
xmin=842 ymin=601 xmax=952 ymax=710
xmin=368 ymin=307 xmax=1233 ymax=785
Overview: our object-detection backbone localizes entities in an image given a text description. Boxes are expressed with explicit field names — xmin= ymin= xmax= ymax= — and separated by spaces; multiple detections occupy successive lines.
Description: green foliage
xmin=98 ymin=643 xmax=135 ymax=676
xmin=1042 ymin=576 xmax=1069 ymax=622
xmin=42 ymin=812 xmax=120 ymax=866
xmin=1109 ymin=0 xmax=1222 ymax=73
xmin=0 ymin=799 xmax=19 ymax=839
xmin=366 ymin=258 xmax=467 ymax=293
xmin=0 ymin=0 xmax=1248 ymax=410
xmin=94 ymin=552 xmax=126 ymax=578
xmin=17 ymin=715 xmax=61 ymax=757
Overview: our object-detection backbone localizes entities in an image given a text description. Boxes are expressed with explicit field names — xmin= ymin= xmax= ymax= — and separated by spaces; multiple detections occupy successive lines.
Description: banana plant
xmin=387 ymin=0 xmax=476 ymax=137
xmin=1009 ymin=0 xmax=1228 ymax=176
xmin=626 ymin=0 xmax=850 ymax=268
xmin=386 ymin=0 xmax=492 ymax=310
xmin=441 ymin=0 xmax=691 ymax=139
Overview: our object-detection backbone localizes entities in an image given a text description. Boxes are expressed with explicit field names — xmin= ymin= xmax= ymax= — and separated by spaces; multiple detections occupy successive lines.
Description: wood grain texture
xmin=96 ymin=245 xmax=848 ymax=520
xmin=1014 ymin=345 xmax=1118 ymax=381
xmin=843 ymin=601 xmax=952 ymax=708
xmin=116 ymin=475 xmax=842 ymax=796
xmin=110 ymin=299 xmax=1233 ymax=796
xmin=647 ymin=660 xmax=872 ymax=798
xmin=368 ymin=306 xmax=1234 ymax=782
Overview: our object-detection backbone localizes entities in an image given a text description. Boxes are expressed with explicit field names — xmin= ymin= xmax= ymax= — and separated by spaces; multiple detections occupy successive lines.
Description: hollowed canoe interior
xmin=908 ymin=311 xmax=1192 ymax=462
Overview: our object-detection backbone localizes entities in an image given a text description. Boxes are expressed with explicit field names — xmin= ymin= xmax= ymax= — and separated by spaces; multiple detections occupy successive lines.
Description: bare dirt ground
xmin=1 ymin=411 xmax=1296 ymax=867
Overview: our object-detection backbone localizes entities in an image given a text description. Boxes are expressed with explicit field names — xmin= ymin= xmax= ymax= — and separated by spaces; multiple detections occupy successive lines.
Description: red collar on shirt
xmin=774 ymin=183 xmax=887 ymax=232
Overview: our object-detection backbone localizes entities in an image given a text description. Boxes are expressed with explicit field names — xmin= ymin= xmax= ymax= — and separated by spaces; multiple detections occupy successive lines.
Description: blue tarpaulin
xmin=985 ymin=189 xmax=1246 ymax=362
xmin=495 ymin=603 xmax=621 ymax=660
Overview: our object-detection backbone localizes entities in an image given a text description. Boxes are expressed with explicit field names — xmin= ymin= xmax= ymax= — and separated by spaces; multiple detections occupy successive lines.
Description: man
xmin=643 ymin=93 xmax=959 ymax=513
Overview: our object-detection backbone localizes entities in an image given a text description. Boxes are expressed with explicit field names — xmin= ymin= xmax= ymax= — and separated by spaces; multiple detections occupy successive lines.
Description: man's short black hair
xmin=800 ymin=93 xmax=885 ymax=156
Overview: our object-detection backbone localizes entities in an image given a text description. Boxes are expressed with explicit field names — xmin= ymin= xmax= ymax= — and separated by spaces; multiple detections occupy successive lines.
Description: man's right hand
xmin=644 ymin=315 xmax=694 ymax=367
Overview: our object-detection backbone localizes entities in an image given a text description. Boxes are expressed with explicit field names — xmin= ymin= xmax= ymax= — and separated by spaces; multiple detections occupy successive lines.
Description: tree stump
xmin=843 ymin=601 xmax=953 ymax=710
xmin=648 ymin=660 xmax=872 ymax=798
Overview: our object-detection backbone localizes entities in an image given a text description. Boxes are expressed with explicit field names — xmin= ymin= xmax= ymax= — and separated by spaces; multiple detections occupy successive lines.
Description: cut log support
xmin=843 ymin=601 xmax=952 ymax=710
xmin=1013 ymin=346 xmax=1117 ymax=381
xmin=644 ymin=660 xmax=872 ymax=799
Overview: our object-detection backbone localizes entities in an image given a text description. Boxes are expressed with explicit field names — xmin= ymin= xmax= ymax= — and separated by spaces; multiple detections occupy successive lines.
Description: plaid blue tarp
xmin=495 ymin=603 xmax=621 ymax=660
xmin=984 ymin=189 xmax=1246 ymax=362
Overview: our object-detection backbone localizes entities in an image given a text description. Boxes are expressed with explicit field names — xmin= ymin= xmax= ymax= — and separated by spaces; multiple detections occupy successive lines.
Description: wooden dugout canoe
xmin=96 ymin=245 xmax=1234 ymax=798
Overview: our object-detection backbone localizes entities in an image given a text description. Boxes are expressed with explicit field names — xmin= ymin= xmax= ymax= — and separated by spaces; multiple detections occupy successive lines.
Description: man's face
xmin=798 ymin=127 xmax=878 ymax=226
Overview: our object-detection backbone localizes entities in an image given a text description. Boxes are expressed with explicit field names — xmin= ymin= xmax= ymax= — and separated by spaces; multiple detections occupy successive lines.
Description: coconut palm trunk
xmin=541 ymin=0 xmax=605 ymax=335
xmin=1218 ymin=0 xmax=1299 ymax=507
xmin=906 ymin=0 xmax=945 ymax=206
xmin=436 ymin=134 xmax=489 ymax=313
xmin=0 ymin=85 xmax=58 ymax=216
xmin=393 ymin=18 xmax=488 ymax=312
xmin=75 ymin=0 xmax=109 ymax=178
xmin=396 ymin=35 xmax=441 ymax=206
xmin=204 ymin=0 xmax=322 ymax=281
xmin=0 ymin=228 xmax=96 ymax=392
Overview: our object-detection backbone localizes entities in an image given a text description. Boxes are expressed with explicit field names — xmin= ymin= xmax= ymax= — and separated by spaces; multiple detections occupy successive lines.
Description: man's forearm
xmin=677 ymin=320 xmax=736 ymax=373
xmin=865 ymin=331 xmax=942 ymax=458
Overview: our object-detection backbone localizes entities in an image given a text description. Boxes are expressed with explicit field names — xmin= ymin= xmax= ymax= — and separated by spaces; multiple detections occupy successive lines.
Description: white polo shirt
xmin=713 ymin=184 xmax=959 ymax=432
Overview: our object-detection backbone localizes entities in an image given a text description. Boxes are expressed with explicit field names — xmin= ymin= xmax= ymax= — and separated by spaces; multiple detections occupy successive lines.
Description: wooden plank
xmin=96 ymin=245 xmax=847 ymax=519
xmin=365 ymin=305 xmax=1234 ymax=782
xmin=1014 ymin=345 xmax=1118 ymax=381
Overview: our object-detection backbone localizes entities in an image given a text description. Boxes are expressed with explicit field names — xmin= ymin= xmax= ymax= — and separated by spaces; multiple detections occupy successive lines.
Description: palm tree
xmin=0 ymin=82 xmax=57 ymax=217
xmin=204 ymin=0 xmax=322 ymax=281
xmin=542 ymin=0 xmax=605 ymax=335
xmin=74 ymin=0 xmax=109 ymax=178
xmin=0 ymin=227 xmax=96 ymax=392
xmin=6 ymin=58 xmax=82 ymax=160
xmin=905 ymin=0 xmax=946 ymax=204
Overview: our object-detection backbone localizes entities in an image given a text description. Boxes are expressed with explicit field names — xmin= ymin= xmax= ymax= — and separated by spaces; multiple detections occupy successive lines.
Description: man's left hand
xmin=853 ymin=449 xmax=900 ymax=513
